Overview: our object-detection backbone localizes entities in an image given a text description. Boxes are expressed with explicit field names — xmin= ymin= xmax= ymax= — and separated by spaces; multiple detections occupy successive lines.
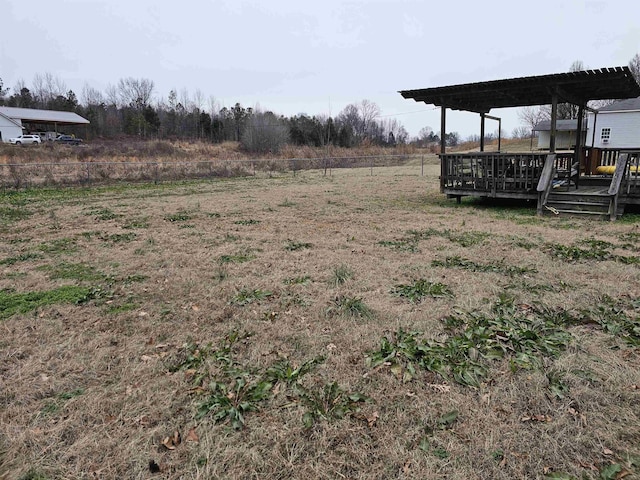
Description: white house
xmin=0 ymin=110 xmax=24 ymax=142
xmin=533 ymin=119 xmax=586 ymax=150
xmin=586 ymin=97 xmax=640 ymax=148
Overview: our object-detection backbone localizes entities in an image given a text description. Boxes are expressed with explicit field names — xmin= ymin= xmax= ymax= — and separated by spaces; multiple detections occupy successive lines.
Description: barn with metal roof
xmin=0 ymin=106 xmax=89 ymax=142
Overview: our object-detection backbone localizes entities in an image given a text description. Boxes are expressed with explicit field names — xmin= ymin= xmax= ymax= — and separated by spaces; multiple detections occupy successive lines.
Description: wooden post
xmin=440 ymin=106 xmax=446 ymax=155
xmin=575 ymin=104 xmax=585 ymax=188
xmin=480 ymin=113 xmax=485 ymax=152
xmin=550 ymin=93 xmax=558 ymax=153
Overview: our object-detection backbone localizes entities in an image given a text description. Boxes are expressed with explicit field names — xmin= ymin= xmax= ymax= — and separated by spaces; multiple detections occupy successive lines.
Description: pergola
xmin=400 ymin=66 xmax=640 ymax=158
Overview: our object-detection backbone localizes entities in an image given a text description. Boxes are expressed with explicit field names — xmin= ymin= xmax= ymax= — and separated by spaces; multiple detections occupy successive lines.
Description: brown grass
xmin=1 ymin=161 xmax=639 ymax=479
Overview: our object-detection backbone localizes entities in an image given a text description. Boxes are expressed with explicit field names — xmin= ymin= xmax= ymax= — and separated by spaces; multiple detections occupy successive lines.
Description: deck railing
xmin=585 ymin=147 xmax=640 ymax=174
xmin=440 ymin=153 xmax=548 ymax=196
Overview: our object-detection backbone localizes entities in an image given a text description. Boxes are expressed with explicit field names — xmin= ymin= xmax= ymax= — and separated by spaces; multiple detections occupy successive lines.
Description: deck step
xmin=547 ymin=208 xmax=609 ymax=216
xmin=543 ymin=190 xmax=625 ymax=219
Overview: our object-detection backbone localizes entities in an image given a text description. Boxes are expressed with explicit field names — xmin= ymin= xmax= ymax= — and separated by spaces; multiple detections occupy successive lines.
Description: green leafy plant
xmin=431 ymin=256 xmax=537 ymax=277
xmin=197 ymin=375 xmax=273 ymax=429
xmin=265 ymin=357 xmax=325 ymax=386
xmin=391 ymin=279 xmax=454 ymax=302
xmin=367 ymin=297 xmax=575 ymax=387
xmin=295 ymin=381 xmax=369 ymax=428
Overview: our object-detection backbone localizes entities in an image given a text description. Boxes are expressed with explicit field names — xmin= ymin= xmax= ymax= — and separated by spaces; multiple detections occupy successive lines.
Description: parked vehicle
xmin=55 ymin=134 xmax=83 ymax=145
xmin=9 ymin=134 xmax=42 ymax=145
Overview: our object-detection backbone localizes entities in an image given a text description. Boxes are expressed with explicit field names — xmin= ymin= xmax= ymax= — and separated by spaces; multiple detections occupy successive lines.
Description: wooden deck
xmin=439 ymin=151 xmax=640 ymax=219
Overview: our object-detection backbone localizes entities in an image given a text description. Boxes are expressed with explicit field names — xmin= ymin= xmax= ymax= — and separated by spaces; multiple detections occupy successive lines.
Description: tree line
xmin=0 ymin=74 xmax=416 ymax=153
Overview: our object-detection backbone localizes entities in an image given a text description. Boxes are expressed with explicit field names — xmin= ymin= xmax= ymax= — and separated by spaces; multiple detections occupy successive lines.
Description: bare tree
xmin=81 ymin=83 xmax=104 ymax=107
xmin=117 ymin=77 xmax=154 ymax=108
xmin=32 ymin=72 xmax=67 ymax=107
xmin=518 ymin=106 xmax=547 ymax=132
xmin=358 ymin=99 xmax=380 ymax=138
xmin=241 ymin=109 xmax=289 ymax=154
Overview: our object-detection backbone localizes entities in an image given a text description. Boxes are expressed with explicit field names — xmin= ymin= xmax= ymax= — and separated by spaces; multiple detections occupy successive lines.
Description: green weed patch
xmin=432 ymin=256 xmax=537 ymax=277
xmin=231 ymin=288 xmax=273 ymax=306
xmin=327 ymin=295 xmax=374 ymax=319
xmin=391 ymin=279 xmax=454 ymax=302
xmin=173 ymin=333 xmax=360 ymax=430
xmin=367 ymin=296 xmax=573 ymax=387
xmin=546 ymin=238 xmax=640 ymax=264
xmin=37 ymin=262 xmax=105 ymax=282
xmin=284 ymin=240 xmax=313 ymax=251
xmin=0 ymin=285 xmax=94 ymax=320
xmin=0 ymin=252 xmax=43 ymax=266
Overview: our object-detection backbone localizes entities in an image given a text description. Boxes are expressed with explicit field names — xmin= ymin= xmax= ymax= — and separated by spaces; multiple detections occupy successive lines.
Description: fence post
xmin=421 ymin=155 xmax=424 ymax=176
xmin=154 ymin=163 xmax=159 ymax=184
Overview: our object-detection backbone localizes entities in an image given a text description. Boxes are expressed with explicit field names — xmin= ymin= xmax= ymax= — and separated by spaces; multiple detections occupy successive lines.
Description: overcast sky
xmin=2 ymin=0 xmax=639 ymax=138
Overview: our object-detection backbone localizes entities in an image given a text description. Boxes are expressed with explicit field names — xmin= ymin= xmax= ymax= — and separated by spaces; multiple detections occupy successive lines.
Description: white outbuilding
xmin=0 ymin=106 xmax=90 ymax=142
xmin=586 ymin=97 xmax=640 ymax=149
xmin=0 ymin=110 xmax=24 ymax=142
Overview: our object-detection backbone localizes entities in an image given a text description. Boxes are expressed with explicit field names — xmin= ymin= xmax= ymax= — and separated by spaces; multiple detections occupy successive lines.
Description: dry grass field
xmin=1 ymin=160 xmax=639 ymax=479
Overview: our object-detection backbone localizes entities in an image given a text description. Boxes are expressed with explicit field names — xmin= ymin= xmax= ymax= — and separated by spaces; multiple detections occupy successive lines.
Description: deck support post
xmin=480 ymin=113 xmax=485 ymax=152
xmin=575 ymin=103 xmax=585 ymax=188
xmin=440 ymin=106 xmax=446 ymax=155
xmin=550 ymin=92 xmax=558 ymax=153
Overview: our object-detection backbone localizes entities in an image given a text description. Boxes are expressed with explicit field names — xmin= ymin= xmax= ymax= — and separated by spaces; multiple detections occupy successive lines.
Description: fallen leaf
xmin=367 ymin=411 xmax=379 ymax=428
xmin=402 ymin=460 xmax=411 ymax=474
xmin=192 ymin=305 xmax=200 ymax=311
xmin=603 ymin=448 xmax=614 ymax=456
xmin=185 ymin=427 xmax=199 ymax=443
xmin=161 ymin=430 xmax=181 ymax=450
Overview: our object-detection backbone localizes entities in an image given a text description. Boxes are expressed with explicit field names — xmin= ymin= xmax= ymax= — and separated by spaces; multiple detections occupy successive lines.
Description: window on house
xmin=601 ymin=128 xmax=611 ymax=143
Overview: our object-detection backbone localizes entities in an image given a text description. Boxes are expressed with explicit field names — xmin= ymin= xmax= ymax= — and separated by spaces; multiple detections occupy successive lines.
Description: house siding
xmin=0 ymin=115 xmax=23 ymax=142
xmin=587 ymin=110 xmax=640 ymax=148
xmin=537 ymin=130 xmax=576 ymax=149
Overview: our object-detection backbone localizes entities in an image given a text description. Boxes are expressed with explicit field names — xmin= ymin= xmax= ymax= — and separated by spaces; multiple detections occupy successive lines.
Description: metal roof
xmin=0 ymin=106 xmax=90 ymax=125
xmin=597 ymin=96 xmax=640 ymax=112
xmin=399 ymin=67 xmax=640 ymax=114
xmin=532 ymin=119 xmax=585 ymax=132
xmin=0 ymin=111 xmax=24 ymax=128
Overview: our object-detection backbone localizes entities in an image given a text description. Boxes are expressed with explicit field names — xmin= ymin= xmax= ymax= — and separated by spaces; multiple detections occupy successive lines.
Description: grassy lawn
xmin=1 ymin=162 xmax=639 ymax=479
